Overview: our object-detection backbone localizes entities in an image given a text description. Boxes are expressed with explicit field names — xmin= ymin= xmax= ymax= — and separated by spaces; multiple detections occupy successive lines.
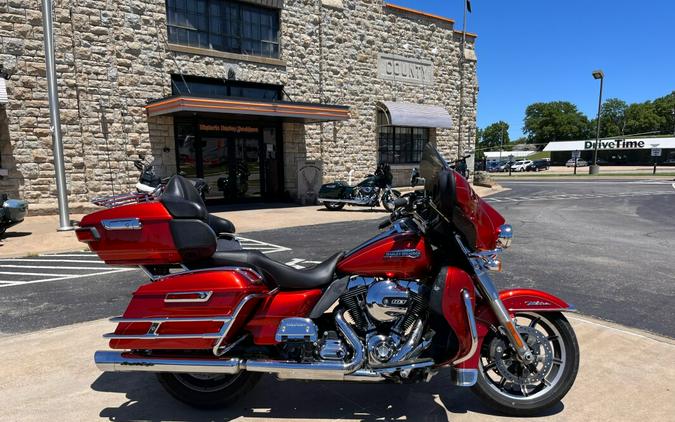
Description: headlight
xmin=497 ymin=224 xmax=513 ymax=249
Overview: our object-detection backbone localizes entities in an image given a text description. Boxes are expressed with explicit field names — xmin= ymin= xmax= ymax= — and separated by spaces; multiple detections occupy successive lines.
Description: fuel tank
xmin=337 ymin=228 xmax=432 ymax=279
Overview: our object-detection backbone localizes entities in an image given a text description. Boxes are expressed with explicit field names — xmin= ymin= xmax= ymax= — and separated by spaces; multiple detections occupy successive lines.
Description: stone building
xmin=0 ymin=0 xmax=477 ymax=211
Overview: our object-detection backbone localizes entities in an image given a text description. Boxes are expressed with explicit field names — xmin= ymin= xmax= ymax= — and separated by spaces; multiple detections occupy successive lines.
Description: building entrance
xmin=174 ymin=118 xmax=282 ymax=202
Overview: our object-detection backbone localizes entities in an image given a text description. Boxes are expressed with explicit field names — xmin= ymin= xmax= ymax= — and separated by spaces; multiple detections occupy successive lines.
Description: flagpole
xmin=457 ymin=0 xmax=468 ymax=159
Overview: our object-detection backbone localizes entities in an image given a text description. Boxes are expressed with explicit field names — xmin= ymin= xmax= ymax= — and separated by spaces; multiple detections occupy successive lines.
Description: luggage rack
xmin=91 ymin=191 xmax=159 ymax=208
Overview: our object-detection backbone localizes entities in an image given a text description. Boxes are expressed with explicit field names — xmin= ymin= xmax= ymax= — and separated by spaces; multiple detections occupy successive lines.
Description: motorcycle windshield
xmin=419 ymin=143 xmax=506 ymax=250
xmin=419 ymin=143 xmax=450 ymax=194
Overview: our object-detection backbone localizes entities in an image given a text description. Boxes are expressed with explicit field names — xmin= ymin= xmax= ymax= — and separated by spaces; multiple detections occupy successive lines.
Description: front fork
xmin=456 ymin=236 xmax=535 ymax=364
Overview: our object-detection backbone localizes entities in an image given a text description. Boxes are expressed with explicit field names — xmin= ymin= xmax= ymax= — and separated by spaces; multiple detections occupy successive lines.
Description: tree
xmin=479 ymin=121 xmax=509 ymax=151
xmin=523 ymin=101 xmax=591 ymax=144
xmin=652 ymin=91 xmax=675 ymax=135
xmin=623 ymin=102 xmax=665 ymax=136
xmin=597 ymin=98 xmax=627 ymax=137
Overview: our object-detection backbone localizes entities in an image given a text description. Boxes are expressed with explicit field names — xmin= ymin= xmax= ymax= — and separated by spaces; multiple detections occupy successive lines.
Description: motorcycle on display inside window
xmin=77 ymin=143 xmax=579 ymax=416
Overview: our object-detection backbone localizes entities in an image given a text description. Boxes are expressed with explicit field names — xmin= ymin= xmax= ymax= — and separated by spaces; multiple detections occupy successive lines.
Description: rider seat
xmin=194 ymin=250 xmax=344 ymax=290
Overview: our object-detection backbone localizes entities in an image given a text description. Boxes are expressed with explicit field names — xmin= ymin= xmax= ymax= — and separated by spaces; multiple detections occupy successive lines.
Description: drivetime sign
xmin=583 ymin=139 xmax=645 ymax=150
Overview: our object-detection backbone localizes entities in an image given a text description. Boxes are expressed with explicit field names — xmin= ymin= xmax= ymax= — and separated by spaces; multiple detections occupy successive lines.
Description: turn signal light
xmin=75 ymin=226 xmax=100 ymax=242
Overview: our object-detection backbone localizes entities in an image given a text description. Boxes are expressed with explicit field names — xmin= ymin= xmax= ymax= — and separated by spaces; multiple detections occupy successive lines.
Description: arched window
xmin=377 ymin=110 xmax=429 ymax=164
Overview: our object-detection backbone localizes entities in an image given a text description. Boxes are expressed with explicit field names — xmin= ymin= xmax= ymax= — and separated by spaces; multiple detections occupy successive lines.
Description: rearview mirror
xmin=410 ymin=167 xmax=425 ymax=187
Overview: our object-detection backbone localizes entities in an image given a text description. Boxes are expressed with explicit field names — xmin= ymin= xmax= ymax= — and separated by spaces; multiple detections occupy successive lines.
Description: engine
xmin=337 ymin=276 xmax=430 ymax=365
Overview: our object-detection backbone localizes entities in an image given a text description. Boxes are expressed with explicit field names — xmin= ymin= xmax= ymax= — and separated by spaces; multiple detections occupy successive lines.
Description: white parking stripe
xmin=0 ymin=259 xmax=109 ymax=264
xmin=0 ymin=265 xmax=116 ymax=270
xmin=1 ymin=268 xmax=136 ymax=287
xmin=0 ymin=271 xmax=80 ymax=277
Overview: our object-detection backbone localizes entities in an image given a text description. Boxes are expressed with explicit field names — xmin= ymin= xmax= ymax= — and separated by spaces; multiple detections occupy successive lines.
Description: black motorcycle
xmin=318 ymin=163 xmax=401 ymax=211
xmin=0 ymin=193 xmax=28 ymax=235
xmin=133 ymin=156 xmax=209 ymax=199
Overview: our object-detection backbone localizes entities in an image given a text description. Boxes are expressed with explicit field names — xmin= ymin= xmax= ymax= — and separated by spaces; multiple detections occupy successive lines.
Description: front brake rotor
xmin=488 ymin=326 xmax=553 ymax=385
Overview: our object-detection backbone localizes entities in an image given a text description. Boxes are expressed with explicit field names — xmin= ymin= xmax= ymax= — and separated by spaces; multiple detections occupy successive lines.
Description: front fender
xmin=455 ymin=289 xmax=575 ymax=374
xmin=500 ymin=288 xmax=576 ymax=313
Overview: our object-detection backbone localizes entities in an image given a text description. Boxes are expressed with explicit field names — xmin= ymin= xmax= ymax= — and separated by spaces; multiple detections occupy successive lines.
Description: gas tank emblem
xmin=384 ymin=249 xmax=421 ymax=259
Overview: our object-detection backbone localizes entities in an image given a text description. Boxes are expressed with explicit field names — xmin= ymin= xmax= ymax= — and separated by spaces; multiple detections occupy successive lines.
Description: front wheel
xmin=472 ymin=312 xmax=579 ymax=416
xmin=157 ymin=371 xmax=262 ymax=409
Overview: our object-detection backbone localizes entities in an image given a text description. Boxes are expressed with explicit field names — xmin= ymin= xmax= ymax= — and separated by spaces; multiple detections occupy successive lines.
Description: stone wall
xmin=0 ymin=0 xmax=476 ymax=209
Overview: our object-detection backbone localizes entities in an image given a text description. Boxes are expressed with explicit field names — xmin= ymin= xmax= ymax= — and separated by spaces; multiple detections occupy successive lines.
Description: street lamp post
xmin=590 ymin=69 xmax=604 ymax=175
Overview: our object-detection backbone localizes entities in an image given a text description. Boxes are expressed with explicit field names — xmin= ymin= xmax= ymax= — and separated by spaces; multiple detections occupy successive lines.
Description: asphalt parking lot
xmin=1 ymin=178 xmax=674 ymax=421
xmin=1 ymin=179 xmax=674 ymax=337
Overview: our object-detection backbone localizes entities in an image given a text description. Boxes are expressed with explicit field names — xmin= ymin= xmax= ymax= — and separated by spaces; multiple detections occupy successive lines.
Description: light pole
xmin=590 ymin=69 xmax=604 ymax=175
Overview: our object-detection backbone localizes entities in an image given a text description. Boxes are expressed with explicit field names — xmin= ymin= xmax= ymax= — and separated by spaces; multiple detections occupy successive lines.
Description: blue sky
xmin=391 ymin=0 xmax=675 ymax=139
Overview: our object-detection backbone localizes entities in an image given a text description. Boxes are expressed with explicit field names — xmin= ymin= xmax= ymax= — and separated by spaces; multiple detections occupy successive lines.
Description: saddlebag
xmin=106 ymin=268 xmax=268 ymax=351
xmin=319 ymin=181 xmax=349 ymax=199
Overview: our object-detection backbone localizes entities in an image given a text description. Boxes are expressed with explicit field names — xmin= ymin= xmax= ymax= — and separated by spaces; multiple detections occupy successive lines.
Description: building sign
xmin=377 ymin=53 xmax=433 ymax=85
xmin=543 ymin=137 xmax=675 ymax=152
xmin=199 ymin=124 xmax=259 ymax=134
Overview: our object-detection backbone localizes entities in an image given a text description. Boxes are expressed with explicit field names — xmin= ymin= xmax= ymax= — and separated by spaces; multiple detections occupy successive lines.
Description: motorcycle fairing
xmin=430 ymin=266 xmax=476 ymax=365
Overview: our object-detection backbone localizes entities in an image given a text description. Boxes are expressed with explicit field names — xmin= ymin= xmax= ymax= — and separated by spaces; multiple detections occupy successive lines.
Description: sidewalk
xmin=0 ymin=185 xmax=504 ymax=259
xmin=0 ymin=313 xmax=672 ymax=421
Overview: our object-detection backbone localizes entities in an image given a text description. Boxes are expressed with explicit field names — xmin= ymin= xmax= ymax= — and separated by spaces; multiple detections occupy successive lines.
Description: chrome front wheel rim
xmin=479 ymin=313 xmax=567 ymax=402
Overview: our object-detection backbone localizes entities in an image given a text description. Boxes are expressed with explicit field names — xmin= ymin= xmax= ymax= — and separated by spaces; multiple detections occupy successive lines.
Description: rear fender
xmin=455 ymin=289 xmax=575 ymax=371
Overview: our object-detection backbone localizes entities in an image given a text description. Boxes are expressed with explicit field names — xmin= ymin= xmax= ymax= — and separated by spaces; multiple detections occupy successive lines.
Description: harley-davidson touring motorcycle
xmin=77 ymin=143 xmax=578 ymax=416
xmin=318 ymin=163 xmax=401 ymax=211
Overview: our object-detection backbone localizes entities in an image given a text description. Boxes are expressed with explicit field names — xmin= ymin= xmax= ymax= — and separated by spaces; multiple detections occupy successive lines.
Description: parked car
xmin=486 ymin=161 xmax=501 ymax=172
xmin=526 ymin=159 xmax=550 ymax=172
xmin=498 ymin=161 xmax=514 ymax=172
xmin=510 ymin=160 xmax=533 ymax=172
xmin=566 ymin=158 xmax=588 ymax=167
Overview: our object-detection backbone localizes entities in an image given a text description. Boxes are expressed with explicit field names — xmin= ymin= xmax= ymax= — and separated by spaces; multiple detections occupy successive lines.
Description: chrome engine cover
xmin=365 ymin=280 xmax=408 ymax=322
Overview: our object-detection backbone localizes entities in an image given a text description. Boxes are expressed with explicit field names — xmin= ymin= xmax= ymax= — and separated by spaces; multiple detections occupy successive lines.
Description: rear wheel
xmin=157 ymin=371 xmax=262 ymax=409
xmin=324 ymin=201 xmax=345 ymax=211
xmin=472 ymin=312 xmax=579 ymax=416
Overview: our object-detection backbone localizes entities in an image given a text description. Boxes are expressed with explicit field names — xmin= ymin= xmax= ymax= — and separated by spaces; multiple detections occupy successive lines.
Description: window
xmin=167 ymin=0 xmax=280 ymax=58
xmin=377 ymin=111 xmax=429 ymax=164
xmin=171 ymin=75 xmax=281 ymax=100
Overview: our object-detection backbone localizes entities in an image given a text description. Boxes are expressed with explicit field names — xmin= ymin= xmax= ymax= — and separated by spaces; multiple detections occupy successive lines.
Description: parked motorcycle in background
xmin=0 ymin=193 xmax=28 ymax=235
xmin=133 ymin=155 xmax=209 ymax=199
xmin=318 ymin=163 xmax=401 ymax=211
xmin=77 ymin=143 xmax=579 ymax=416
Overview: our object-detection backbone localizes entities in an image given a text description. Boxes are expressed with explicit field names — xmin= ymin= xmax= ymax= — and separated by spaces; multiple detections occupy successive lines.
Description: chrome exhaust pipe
xmin=94 ymin=351 xmax=242 ymax=374
xmin=95 ymin=310 xmax=367 ymax=381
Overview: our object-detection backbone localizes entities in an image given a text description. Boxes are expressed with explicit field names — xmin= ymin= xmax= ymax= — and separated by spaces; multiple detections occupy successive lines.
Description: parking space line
xmin=0 ymin=268 xmax=136 ymax=288
xmin=0 ymin=259 xmax=109 ymax=264
xmin=0 ymin=271 xmax=80 ymax=277
xmin=0 ymin=264 xmax=114 ymax=270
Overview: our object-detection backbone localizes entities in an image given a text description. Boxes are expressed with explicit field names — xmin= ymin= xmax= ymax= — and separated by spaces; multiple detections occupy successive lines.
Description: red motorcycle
xmin=77 ymin=144 xmax=579 ymax=416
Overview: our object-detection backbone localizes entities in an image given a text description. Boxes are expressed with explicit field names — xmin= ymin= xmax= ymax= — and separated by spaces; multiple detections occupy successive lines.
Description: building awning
xmin=145 ymin=96 xmax=350 ymax=123
xmin=378 ymin=101 xmax=452 ymax=128
xmin=543 ymin=137 xmax=675 ymax=152
xmin=0 ymin=77 xmax=8 ymax=104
